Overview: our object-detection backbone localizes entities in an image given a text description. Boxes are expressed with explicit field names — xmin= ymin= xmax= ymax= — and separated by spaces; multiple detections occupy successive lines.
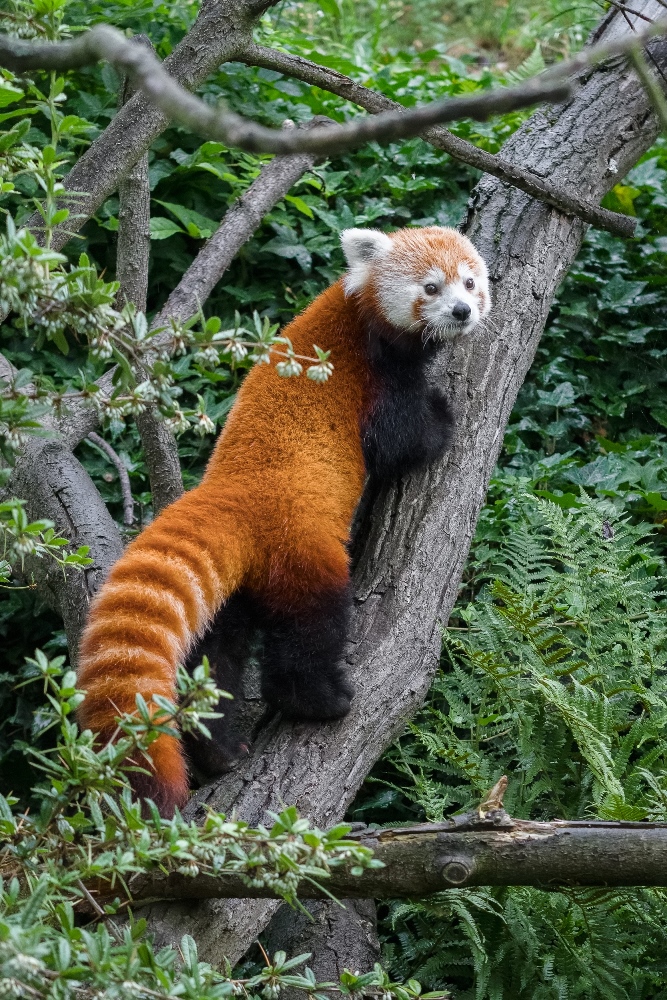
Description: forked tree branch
xmin=243 ymin=43 xmax=637 ymax=238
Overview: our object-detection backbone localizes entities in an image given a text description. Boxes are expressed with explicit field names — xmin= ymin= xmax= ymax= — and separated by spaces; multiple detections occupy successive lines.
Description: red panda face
xmin=341 ymin=226 xmax=490 ymax=342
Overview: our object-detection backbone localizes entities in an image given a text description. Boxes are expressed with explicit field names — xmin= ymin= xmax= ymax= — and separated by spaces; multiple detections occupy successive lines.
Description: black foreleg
xmin=258 ymin=586 xmax=354 ymax=721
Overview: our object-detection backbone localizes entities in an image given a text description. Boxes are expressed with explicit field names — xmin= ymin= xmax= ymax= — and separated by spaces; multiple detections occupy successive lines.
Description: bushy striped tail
xmin=76 ymin=488 xmax=248 ymax=816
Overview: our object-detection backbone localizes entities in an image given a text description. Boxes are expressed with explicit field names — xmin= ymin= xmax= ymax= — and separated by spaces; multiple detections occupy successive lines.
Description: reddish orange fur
xmin=77 ymin=224 xmax=487 ymax=816
xmin=77 ymin=281 xmax=372 ymax=815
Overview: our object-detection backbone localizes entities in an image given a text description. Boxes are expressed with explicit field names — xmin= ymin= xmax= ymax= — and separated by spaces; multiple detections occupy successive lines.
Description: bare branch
xmin=114 ymin=35 xmax=184 ymax=516
xmin=0 ymin=25 xmax=572 ymax=155
xmin=3 ymin=14 xmax=667 ymax=164
xmin=151 ymin=117 xmax=331 ymax=329
xmin=123 ymin=814 xmax=667 ymax=904
xmin=86 ymin=432 xmax=134 ymax=526
xmin=244 ymin=43 xmax=636 ymax=237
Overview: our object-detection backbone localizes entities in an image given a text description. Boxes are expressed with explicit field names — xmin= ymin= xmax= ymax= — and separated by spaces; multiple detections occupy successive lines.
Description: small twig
xmin=76 ymin=878 xmax=106 ymax=918
xmin=86 ymin=431 xmax=135 ymax=526
xmin=604 ymin=0 xmax=656 ymax=25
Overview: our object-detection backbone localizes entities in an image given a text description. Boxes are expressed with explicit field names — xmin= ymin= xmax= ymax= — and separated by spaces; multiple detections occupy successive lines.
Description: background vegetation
xmin=3 ymin=0 xmax=667 ymax=996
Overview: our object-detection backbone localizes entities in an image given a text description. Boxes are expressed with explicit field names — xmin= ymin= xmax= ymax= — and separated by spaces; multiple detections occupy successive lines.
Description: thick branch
xmin=137 ymin=4 xmax=665 ymax=967
xmin=114 ymin=35 xmax=184 ymax=515
xmin=2 ymin=436 xmax=124 ymax=654
xmin=261 ymin=898 xmax=381 ymax=992
xmin=244 ymin=43 xmax=636 ymax=238
xmin=126 ymin=814 xmax=667 ymax=902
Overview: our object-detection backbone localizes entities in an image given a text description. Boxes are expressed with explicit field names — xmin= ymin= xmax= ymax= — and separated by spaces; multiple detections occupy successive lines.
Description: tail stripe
xmin=81 ymin=618 xmax=183 ymax=663
xmin=78 ymin=647 xmax=173 ymax=686
xmin=134 ymin=546 xmax=221 ymax=628
xmin=89 ymin=582 xmax=191 ymax=636
xmin=110 ymin=559 xmax=203 ymax=631
xmin=139 ymin=536 xmax=223 ymax=599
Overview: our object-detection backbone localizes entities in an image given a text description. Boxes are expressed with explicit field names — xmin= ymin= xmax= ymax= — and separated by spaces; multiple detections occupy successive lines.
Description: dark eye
xmin=465 ymin=277 xmax=475 ymax=290
xmin=424 ymin=283 xmax=438 ymax=295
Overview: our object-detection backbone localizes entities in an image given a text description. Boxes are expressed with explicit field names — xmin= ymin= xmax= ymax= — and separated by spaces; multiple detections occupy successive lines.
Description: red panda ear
xmin=341 ymin=228 xmax=393 ymax=294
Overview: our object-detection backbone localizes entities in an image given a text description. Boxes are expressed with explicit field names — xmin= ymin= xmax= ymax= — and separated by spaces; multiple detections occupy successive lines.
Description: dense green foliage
xmin=3 ymin=0 xmax=667 ymax=997
xmin=354 ymin=493 xmax=667 ymax=998
xmin=1 ymin=652 xmax=429 ymax=1000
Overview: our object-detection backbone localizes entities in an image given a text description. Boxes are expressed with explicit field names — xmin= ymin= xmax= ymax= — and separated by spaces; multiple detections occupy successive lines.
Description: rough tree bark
xmin=135 ymin=6 xmax=666 ymax=966
xmin=262 ymin=899 xmax=381 ymax=991
xmin=114 ymin=36 xmax=184 ymax=515
xmin=129 ymin=815 xmax=667 ymax=901
xmin=4 ymin=437 xmax=124 ymax=655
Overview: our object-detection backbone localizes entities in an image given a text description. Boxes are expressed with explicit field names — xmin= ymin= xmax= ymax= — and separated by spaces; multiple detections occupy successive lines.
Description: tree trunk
xmin=261 ymin=899 xmax=381 ymax=989
xmin=135 ymin=5 xmax=665 ymax=968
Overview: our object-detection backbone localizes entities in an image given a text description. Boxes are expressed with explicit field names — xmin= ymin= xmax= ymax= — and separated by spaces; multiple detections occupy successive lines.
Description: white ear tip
xmin=340 ymin=228 xmax=393 ymax=265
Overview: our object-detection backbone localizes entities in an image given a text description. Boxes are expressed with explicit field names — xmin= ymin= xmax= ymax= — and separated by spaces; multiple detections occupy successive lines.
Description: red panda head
xmin=341 ymin=226 xmax=490 ymax=342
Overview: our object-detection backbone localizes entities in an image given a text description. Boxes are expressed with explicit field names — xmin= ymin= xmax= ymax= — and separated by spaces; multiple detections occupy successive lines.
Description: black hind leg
xmin=258 ymin=585 xmax=354 ymax=721
xmin=182 ymin=591 xmax=255 ymax=779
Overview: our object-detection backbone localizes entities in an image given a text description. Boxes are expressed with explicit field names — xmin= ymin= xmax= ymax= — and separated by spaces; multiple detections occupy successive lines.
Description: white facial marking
xmin=341 ymin=227 xmax=491 ymax=341
xmin=415 ymin=259 xmax=488 ymax=342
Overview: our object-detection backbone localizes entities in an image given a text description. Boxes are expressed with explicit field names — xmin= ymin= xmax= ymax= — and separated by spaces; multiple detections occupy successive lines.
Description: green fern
xmin=363 ymin=488 xmax=667 ymax=999
xmin=504 ymin=44 xmax=547 ymax=85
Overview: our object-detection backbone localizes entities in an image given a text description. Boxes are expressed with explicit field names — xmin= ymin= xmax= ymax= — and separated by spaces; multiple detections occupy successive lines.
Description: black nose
xmin=452 ymin=302 xmax=471 ymax=322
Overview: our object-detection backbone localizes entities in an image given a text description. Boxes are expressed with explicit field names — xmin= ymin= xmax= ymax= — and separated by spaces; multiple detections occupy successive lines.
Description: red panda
xmin=76 ymin=226 xmax=491 ymax=816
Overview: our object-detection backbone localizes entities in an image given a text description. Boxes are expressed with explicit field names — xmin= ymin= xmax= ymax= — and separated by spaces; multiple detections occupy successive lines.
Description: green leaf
xmin=155 ymin=201 xmax=218 ymax=238
xmin=284 ymin=194 xmax=315 ymax=219
xmin=150 ymin=217 xmax=185 ymax=241
xmin=0 ymin=82 xmax=24 ymax=108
